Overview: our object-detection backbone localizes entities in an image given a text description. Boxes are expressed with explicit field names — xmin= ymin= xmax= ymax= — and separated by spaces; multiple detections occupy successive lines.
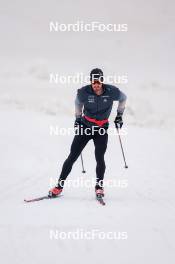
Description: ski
xmin=24 ymin=195 xmax=62 ymax=203
xmin=24 ymin=194 xmax=105 ymax=205
xmin=96 ymin=195 xmax=106 ymax=206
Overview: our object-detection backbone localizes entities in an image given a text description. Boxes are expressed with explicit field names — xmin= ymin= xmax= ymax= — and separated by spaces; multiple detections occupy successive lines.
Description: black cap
xmin=90 ymin=68 xmax=104 ymax=83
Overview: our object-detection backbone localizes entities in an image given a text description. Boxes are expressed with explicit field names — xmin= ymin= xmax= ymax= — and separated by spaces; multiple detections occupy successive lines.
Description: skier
xmin=49 ymin=68 xmax=127 ymax=200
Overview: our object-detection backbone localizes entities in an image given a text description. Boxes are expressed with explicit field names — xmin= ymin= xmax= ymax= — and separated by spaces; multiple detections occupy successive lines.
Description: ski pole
xmin=80 ymin=153 xmax=86 ymax=173
xmin=116 ymin=126 xmax=128 ymax=169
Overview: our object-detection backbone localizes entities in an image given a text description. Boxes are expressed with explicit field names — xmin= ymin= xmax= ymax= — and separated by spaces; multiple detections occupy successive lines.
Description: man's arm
xmin=111 ymin=86 xmax=127 ymax=128
xmin=75 ymin=93 xmax=84 ymax=118
xmin=117 ymin=90 xmax=127 ymax=115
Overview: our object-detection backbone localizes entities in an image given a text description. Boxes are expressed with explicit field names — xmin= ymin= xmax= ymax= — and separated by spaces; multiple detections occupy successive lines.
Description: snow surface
xmin=0 ymin=108 xmax=175 ymax=264
xmin=0 ymin=0 xmax=175 ymax=264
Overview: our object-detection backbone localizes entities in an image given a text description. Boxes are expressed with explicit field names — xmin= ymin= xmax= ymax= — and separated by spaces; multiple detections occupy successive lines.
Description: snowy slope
xmin=0 ymin=0 xmax=175 ymax=263
xmin=0 ymin=108 xmax=175 ymax=264
xmin=1 ymin=0 xmax=175 ymax=129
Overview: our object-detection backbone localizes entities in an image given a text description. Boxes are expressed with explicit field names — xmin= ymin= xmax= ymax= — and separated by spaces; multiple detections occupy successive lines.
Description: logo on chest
xmin=102 ymin=95 xmax=109 ymax=103
xmin=88 ymin=95 xmax=95 ymax=103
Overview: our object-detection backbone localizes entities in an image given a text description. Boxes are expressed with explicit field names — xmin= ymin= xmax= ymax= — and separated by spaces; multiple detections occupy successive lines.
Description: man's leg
xmin=58 ymin=133 xmax=90 ymax=187
xmin=93 ymin=131 xmax=108 ymax=190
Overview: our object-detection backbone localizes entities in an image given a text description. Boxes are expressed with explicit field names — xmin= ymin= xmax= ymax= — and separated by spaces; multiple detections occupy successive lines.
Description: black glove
xmin=74 ymin=117 xmax=82 ymax=129
xmin=114 ymin=113 xmax=123 ymax=129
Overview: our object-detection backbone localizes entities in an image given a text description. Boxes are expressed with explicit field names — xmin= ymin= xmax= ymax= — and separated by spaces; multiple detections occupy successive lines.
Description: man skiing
xmin=49 ymin=68 xmax=127 ymax=200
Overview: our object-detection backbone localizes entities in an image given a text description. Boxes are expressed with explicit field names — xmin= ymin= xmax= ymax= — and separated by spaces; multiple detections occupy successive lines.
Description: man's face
xmin=91 ymin=81 xmax=103 ymax=95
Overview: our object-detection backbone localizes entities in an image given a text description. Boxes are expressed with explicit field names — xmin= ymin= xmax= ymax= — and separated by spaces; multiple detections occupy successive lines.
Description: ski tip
xmin=24 ymin=199 xmax=31 ymax=203
xmin=24 ymin=194 xmax=63 ymax=203
xmin=24 ymin=199 xmax=32 ymax=203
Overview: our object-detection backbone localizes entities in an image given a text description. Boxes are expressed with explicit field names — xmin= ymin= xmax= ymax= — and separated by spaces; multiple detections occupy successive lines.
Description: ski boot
xmin=95 ymin=187 xmax=105 ymax=205
xmin=48 ymin=185 xmax=63 ymax=197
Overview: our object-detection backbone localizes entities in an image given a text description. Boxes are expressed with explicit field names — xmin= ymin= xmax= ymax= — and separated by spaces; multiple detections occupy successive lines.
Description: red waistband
xmin=84 ymin=115 xmax=108 ymax=127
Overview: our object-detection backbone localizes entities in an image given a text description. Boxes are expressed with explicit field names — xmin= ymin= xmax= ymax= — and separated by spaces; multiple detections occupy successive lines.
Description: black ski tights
xmin=58 ymin=129 xmax=108 ymax=189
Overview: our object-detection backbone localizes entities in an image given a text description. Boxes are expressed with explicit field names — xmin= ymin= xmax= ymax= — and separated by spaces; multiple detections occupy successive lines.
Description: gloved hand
xmin=74 ymin=117 xmax=82 ymax=129
xmin=114 ymin=113 xmax=123 ymax=129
